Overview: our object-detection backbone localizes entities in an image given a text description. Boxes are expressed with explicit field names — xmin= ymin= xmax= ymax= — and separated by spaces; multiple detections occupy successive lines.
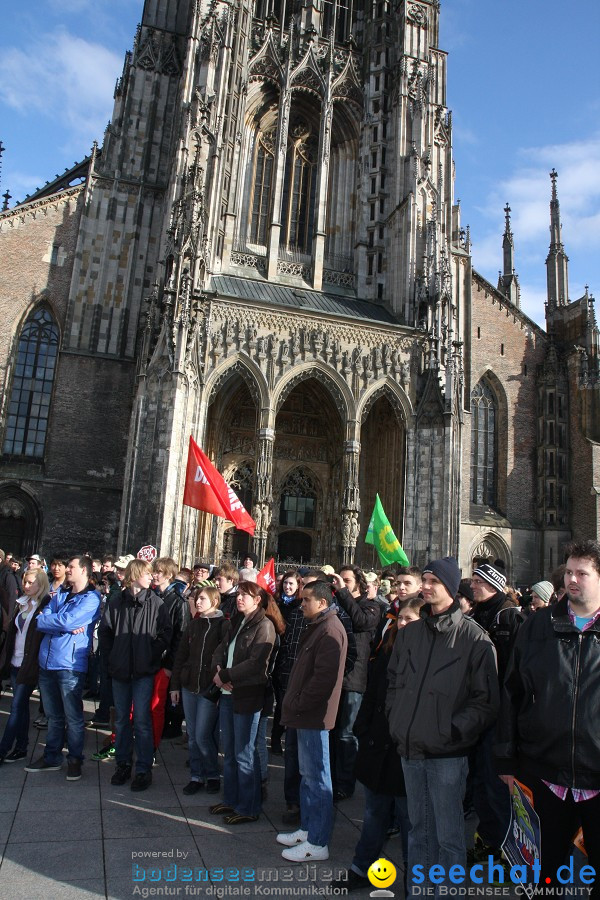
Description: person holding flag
xmin=183 ymin=436 xmax=256 ymax=534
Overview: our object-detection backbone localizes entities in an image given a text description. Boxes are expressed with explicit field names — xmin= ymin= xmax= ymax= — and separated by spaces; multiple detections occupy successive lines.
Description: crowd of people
xmin=0 ymin=541 xmax=599 ymax=896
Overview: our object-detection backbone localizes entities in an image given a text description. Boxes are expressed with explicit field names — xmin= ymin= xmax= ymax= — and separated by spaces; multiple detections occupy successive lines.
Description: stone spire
xmin=498 ymin=202 xmax=520 ymax=307
xmin=546 ymin=168 xmax=569 ymax=313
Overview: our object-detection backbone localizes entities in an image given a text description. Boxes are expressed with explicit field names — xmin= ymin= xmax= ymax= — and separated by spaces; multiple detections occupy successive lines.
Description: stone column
xmin=252 ymin=427 xmax=275 ymax=565
xmin=311 ymin=93 xmax=333 ymax=291
xmin=266 ymin=89 xmax=291 ymax=279
xmin=340 ymin=439 xmax=361 ymax=564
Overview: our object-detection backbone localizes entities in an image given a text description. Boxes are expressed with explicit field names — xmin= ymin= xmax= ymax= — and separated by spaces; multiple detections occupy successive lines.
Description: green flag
xmin=365 ymin=493 xmax=410 ymax=567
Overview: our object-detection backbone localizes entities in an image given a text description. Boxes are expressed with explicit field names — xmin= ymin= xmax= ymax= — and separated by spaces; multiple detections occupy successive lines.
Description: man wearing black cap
xmin=470 ymin=560 xmax=524 ymax=862
xmin=386 ymin=557 xmax=498 ymax=894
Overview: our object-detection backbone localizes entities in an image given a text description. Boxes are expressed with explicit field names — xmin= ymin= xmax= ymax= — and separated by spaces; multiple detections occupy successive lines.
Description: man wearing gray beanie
xmin=386 ymin=557 xmax=499 ymax=893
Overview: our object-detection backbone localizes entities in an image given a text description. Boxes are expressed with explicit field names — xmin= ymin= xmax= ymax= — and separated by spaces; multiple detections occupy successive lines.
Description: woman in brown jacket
xmin=208 ymin=581 xmax=275 ymax=824
xmin=0 ymin=569 xmax=50 ymax=763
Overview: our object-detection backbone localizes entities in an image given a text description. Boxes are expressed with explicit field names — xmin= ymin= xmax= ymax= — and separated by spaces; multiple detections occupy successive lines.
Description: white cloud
xmin=467 ymin=134 xmax=600 ymax=326
xmin=0 ymin=28 xmax=123 ymax=151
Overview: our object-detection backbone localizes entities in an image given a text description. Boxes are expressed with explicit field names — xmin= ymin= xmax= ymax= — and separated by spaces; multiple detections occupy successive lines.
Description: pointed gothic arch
xmin=205 ymin=354 xmax=269 ymax=411
xmin=273 ymin=360 xmax=354 ymax=425
xmin=470 ymin=371 xmax=507 ymax=513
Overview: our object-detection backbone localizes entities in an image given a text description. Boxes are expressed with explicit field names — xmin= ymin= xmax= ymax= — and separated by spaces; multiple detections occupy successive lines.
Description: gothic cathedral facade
xmin=1 ymin=0 xmax=598 ymax=582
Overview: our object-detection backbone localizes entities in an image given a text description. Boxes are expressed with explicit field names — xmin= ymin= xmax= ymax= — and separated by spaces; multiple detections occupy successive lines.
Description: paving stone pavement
xmin=0 ymin=692 xmax=406 ymax=899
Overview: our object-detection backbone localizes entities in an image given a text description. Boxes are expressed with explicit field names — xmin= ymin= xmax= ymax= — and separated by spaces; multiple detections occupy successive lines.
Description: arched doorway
xmin=357 ymin=393 xmax=406 ymax=568
xmin=0 ymin=484 xmax=42 ymax=557
xmin=273 ymin=377 xmax=344 ymax=564
xmin=199 ymin=372 xmax=258 ymax=563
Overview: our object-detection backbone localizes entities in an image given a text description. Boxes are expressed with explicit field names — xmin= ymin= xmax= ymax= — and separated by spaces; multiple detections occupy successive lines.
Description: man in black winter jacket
xmin=99 ymin=560 xmax=172 ymax=792
xmin=152 ymin=557 xmax=189 ymax=739
xmin=496 ymin=540 xmax=600 ymax=897
xmin=387 ymin=557 xmax=498 ymax=894
xmin=330 ymin=566 xmax=380 ymax=801
xmin=469 ymin=560 xmax=524 ymax=859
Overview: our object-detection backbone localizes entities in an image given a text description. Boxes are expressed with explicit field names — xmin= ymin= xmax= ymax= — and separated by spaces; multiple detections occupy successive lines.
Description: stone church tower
xmin=108 ymin=0 xmax=467 ymax=566
xmin=2 ymin=0 xmax=597 ymax=579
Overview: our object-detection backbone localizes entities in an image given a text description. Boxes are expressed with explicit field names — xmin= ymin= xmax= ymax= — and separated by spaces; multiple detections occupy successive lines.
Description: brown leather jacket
xmin=212 ymin=607 xmax=275 ymax=714
xmin=280 ymin=606 xmax=348 ymax=731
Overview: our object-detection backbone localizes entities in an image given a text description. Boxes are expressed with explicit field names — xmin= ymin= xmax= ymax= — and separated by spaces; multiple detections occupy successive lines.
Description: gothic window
xmin=471 ymin=380 xmax=497 ymax=507
xmin=282 ymin=123 xmax=317 ymax=253
xmin=279 ymin=467 xmax=317 ymax=528
xmin=321 ymin=0 xmax=352 ymax=43
xmin=249 ymin=130 xmax=275 ymax=246
xmin=3 ymin=307 xmax=59 ymax=459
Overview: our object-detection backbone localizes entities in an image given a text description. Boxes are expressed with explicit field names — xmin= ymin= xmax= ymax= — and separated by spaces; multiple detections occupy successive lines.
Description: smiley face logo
xmin=367 ymin=858 xmax=397 ymax=890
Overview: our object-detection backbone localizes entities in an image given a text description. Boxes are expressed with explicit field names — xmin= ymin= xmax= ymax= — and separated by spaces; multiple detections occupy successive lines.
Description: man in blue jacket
xmin=25 ymin=556 xmax=101 ymax=781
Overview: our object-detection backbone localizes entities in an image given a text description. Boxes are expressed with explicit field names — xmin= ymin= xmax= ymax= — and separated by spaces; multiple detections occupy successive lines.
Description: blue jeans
xmin=352 ymin=787 xmax=410 ymax=878
xmin=402 ymin=756 xmax=468 ymax=896
xmin=181 ymin=689 xmax=219 ymax=782
xmin=219 ymin=695 xmax=262 ymax=817
xmin=331 ymin=689 xmax=362 ymax=795
xmin=297 ymin=728 xmax=334 ymax=848
xmin=39 ymin=667 xmax=87 ymax=763
xmin=112 ymin=676 xmax=154 ymax=774
xmin=284 ymin=726 xmax=300 ymax=806
xmin=0 ymin=666 xmax=34 ymax=756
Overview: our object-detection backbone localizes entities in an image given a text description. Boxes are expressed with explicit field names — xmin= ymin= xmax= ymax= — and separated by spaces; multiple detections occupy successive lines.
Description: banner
xmin=501 ymin=780 xmax=541 ymax=897
xmin=257 ymin=558 xmax=276 ymax=595
xmin=183 ymin=436 xmax=256 ymax=535
xmin=365 ymin=493 xmax=409 ymax=567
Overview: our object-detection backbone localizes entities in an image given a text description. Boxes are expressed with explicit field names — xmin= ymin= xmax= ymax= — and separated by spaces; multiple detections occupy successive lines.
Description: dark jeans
xmin=0 ymin=666 xmax=34 ymax=756
xmin=352 ymin=787 xmax=409 ymax=878
xmin=112 ymin=676 xmax=154 ymax=774
xmin=331 ymin=689 xmax=362 ymax=796
xmin=472 ymin=725 xmax=511 ymax=847
xmin=284 ymin=726 xmax=301 ymax=806
xmin=39 ymin=668 xmax=87 ymax=763
xmin=530 ymin=778 xmax=600 ymax=900
xmin=96 ymin=651 xmax=113 ymax=721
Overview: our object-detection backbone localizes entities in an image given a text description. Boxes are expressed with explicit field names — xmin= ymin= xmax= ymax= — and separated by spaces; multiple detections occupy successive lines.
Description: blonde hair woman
xmin=170 ymin=585 xmax=228 ymax=794
xmin=0 ymin=569 xmax=50 ymax=762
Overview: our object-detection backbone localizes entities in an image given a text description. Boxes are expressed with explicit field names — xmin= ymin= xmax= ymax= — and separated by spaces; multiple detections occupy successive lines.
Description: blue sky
xmin=1 ymin=0 xmax=598 ymax=327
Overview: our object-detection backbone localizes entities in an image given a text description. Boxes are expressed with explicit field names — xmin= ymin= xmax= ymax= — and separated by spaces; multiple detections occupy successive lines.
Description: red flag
xmin=257 ymin=558 xmax=276 ymax=595
xmin=183 ymin=436 xmax=256 ymax=535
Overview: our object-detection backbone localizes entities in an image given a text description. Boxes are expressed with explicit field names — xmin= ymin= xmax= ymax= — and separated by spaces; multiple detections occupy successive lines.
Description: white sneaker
xmin=276 ymin=829 xmax=308 ymax=846
xmin=281 ymin=840 xmax=329 ymax=861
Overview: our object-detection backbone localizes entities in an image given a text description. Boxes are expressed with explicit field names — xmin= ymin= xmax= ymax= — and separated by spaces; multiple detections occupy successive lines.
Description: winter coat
xmin=37 ymin=584 xmax=101 ymax=673
xmin=386 ymin=600 xmax=499 ymax=759
xmin=158 ymin=582 xmax=190 ymax=669
xmin=334 ymin=587 xmax=380 ymax=693
xmin=170 ymin=611 xmax=228 ymax=694
xmin=280 ymin=606 xmax=348 ymax=731
xmin=471 ymin=591 xmax=524 ymax=683
xmin=99 ymin=587 xmax=173 ymax=681
xmin=211 ymin=607 xmax=275 ymax=714
xmin=0 ymin=595 xmax=51 ymax=685
xmin=353 ymin=641 xmax=406 ymax=796
xmin=495 ymin=596 xmax=600 ymax=789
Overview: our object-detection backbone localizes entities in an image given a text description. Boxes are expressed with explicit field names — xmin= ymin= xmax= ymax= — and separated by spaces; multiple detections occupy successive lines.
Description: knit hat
xmin=530 ymin=580 xmax=553 ymax=605
xmin=241 ymin=551 xmax=258 ymax=567
xmin=457 ymin=579 xmax=474 ymax=604
xmin=422 ymin=557 xmax=462 ymax=599
xmin=193 ymin=579 xmax=218 ymax=589
xmin=473 ymin=562 xmax=507 ymax=592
